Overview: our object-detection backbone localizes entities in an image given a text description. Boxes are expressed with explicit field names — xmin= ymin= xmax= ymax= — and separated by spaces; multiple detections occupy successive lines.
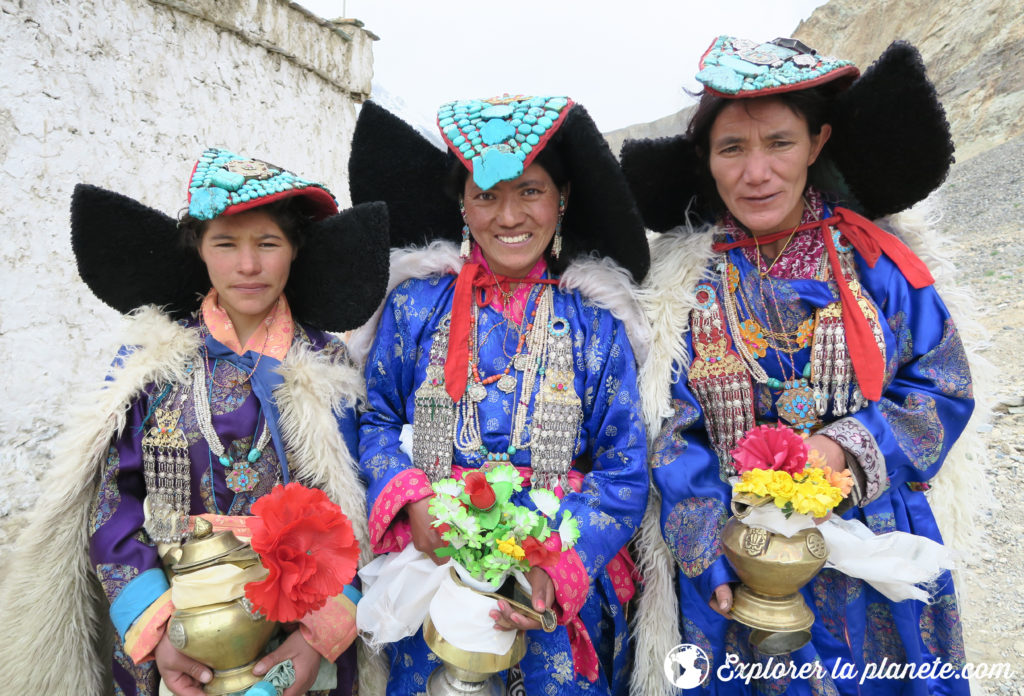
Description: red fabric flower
xmin=463 ymin=471 xmax=496 ymax=510
xmin=244 ymin=483 xmax=360 ymax=623
xmin=730 ymin=423 xmax=808 ymax=475
xmin=522 ymin=536 xmax=560 ymax=567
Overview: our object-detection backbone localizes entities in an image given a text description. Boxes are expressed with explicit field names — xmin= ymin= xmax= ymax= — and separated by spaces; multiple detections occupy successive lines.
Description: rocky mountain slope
xmin=793 ymin=0 xmax=1023 ymax=162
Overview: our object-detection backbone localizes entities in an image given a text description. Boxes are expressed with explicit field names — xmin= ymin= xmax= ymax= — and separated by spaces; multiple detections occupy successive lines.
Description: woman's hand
xmin=490 ymin=566 xmax=556 ymax=631
xmin=709 ymin=583 xmax=733 ymax=619
xmin=804 ymin=434 xmax=845 ymax=472
xmin=155 ymin=631 xmax=212 ymax=696
xmin=805 ymin=433 xmax=847 ymax=524
xmin=404 ymin=496 xmax=447 ymax=565
xmin=252 ymin=628 xmax=322 ymax=696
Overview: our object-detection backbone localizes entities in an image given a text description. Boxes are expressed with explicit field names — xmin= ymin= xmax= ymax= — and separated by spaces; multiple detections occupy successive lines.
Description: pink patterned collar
xmin=722 ymin=188 xmax=826 ymax=279
xmin=200 ymin=290 xmax=294 ymax=360
xmin=469 ymin=246 xmax=548 ymax=324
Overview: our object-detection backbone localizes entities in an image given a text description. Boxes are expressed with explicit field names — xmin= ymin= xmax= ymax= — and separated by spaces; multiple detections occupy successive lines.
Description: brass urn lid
xmin=171 ymin=518 xmax=259 ymax=574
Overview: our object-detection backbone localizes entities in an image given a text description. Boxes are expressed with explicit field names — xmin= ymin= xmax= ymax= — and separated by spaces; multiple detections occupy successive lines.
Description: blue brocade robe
xmin=359 ymin=273 xmax=649 ymax=696
xmin=651 ymin=223 xmax=973 ymax=696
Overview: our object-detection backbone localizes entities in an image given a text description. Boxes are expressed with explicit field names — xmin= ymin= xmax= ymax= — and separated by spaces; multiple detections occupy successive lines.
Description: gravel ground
xmin=932 ymin=134 xmax=1024 ymax=694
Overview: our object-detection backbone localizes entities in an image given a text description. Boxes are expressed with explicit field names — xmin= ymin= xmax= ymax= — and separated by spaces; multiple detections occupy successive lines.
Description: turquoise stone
xmin=477 ymin=117 xmax=512 ymax=144
xmin=472 ymin=147 xmax=523 ymax=190
xmin=521 ymin=143 xmax=532 ymax=154
xmin=209 ymin=169 xmax=245 ymax=191
xmin=531 ymin=124 xmax=546 ymax=135
xmin=523 ymin=114 xmax=537 ymax=125
xmin=452 ymin=135 xmax=466 ymax=147
xmin=219 ymin=455 xmax=231 ymax=467
xmin=247 ymin=449 xmax=261 ymax=463
xmin=537 ymin=117 xmax=553 ymax=128
xmin=439 ymin=117 xmax=454 ymax=127
xmin=517 ymin=123 xmax=532 ymax=135
xmin=526 ymin=133 xmax=540 ymax=145
xmin=719 ymin=55 xmax=766 ymax=77
xmin=696 ymin=65 xmax=744 ymax=94
xmin=188 ymin=187 xmax=230 ymax=220
xmin=480 ymin=103 xmax=514 ymax=119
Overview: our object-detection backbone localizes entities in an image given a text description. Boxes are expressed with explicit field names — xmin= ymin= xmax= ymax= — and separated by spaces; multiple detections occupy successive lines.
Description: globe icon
xmin=663 ymin=643 xmax=711 ymax=689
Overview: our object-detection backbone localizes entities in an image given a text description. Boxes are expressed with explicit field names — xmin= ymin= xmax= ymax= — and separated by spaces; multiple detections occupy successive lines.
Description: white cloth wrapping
xmin=738 ymin=505 xmax=955 ymax=603
xmin=429 ymin=571 xmax=516 ymax=655
xmin=169 ymin=563 xmax=269 ymax=609
xmin=356 ymin=545 xmax=522 ymax=655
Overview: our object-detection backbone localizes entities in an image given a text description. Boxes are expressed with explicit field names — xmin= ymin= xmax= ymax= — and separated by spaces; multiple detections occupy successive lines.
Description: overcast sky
xmin=297 ymin=1 xmax=827 ymax=132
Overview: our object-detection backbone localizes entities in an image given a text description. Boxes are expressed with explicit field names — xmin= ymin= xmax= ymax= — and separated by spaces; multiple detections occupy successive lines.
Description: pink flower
xmin=731 ymin=424 xmax=808 ymax=475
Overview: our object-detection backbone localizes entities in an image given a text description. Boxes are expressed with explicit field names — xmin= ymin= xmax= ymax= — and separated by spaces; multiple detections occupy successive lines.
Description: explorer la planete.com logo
xmin=664 ymin=643 xmax=711 ymax=689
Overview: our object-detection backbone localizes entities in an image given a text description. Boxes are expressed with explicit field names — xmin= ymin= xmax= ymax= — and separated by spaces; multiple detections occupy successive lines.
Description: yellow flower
xmin=766 ymin=470 xmax=796 ymax=505
xmin=735 ymin=469 xmax=771 ymax=497
xmin=497 ymin=537 xmax=525 ymax=561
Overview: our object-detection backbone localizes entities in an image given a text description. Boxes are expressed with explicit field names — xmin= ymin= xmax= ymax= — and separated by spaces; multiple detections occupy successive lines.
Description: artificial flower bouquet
xmin=427 ymin=464 xmax=580 ymax=588
xmin=730 ymin=423 xmax=852 ymax=521
xmin=244 ymin=482 xmax=361 ymax=622
xmin=726 ymin=423 xmax=954 ymax=605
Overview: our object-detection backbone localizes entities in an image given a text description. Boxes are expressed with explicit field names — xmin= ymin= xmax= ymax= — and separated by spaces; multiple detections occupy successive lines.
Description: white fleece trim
xmin=349 ymin=240 xmax=651 ymax=364
xmin=636 ymin=226 xmax=718 ymax=440
xmin=0 ymin=307 xmax=379 ymax=695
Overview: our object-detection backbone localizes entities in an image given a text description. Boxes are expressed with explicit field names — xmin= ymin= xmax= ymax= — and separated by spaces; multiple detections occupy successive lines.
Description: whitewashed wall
xmin=0 ymin=0 xmax=375 ymax=562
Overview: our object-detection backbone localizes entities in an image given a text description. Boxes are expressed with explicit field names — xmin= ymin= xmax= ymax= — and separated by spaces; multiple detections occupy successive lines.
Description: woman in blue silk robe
xmin=350 ymin=97 xmax=651 ymax=695
xmin=621 ymin=39 xmax=974 ymax=695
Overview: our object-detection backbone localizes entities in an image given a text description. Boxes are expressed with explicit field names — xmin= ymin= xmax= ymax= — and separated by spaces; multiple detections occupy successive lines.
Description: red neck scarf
xmin=444 ymin=261 xmax=559 ymax=402
xmin=712 ymin=206 xmax=934 ymax=402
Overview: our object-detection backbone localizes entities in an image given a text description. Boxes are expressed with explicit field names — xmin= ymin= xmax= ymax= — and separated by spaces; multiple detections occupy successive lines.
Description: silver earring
xmin=459 ymin=197 xmax=471 ymax=259
xmin=552 ymin=195 xmax=566 ymax=259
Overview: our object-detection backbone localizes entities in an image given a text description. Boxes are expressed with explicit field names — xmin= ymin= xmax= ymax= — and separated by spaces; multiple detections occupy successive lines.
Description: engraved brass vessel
xmin=165 ymin=519 xmax=276 ymax=695
xmin=423 ymin=568 xmax=554 ymax=696
xmin=721 ymin=493 xmax=828 ymax=655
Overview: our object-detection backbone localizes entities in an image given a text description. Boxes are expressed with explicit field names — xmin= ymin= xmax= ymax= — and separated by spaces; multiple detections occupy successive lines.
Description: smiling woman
xmin=348 ymin=96 xmax=650 ymax=696
xmin=460 ymin=162 xmax=564 ymax=278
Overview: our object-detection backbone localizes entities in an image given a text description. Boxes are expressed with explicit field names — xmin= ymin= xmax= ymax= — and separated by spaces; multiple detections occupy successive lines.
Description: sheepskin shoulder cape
xmin=347 ymin=240 xmax=651 ymax=366
xmin=629 ymin=211 xmax=992 ymax=696
xmin=0 ymin=305 xmax=373 ymax=696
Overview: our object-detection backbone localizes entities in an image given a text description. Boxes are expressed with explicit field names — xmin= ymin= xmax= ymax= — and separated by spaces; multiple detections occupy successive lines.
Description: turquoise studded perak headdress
xmin=187 ymin=147 xmax=339 ymax=221
xmin=696 ymin=36 xmax=859 ymax=98
xmin=437 ymin=96 xmax=574 ymax=191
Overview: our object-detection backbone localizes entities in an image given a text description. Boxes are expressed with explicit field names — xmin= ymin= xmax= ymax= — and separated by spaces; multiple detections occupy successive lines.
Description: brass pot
xmin=720 ymin=494 xmax=828 ymax=655
xmin=422 ymin=568 xmax=531 ymax=696
xmin=166 ymin=518 xmax=276 ymax=694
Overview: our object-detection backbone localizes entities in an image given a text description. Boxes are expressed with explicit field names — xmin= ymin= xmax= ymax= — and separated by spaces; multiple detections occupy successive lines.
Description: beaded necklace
xmin=413 ymin=283 xmax=580 ymax=491
xmin=192 ymin=357 xmax=272 ymax=493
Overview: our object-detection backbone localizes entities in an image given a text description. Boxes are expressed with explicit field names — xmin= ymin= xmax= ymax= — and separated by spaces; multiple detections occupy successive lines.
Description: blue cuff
xmin=110 ymin=567 xmax=169 ymax=639
xmin=342 ymin=583 xmax=362 ymax=605
xmin=696 ymin=556 xmax=739 ymax=605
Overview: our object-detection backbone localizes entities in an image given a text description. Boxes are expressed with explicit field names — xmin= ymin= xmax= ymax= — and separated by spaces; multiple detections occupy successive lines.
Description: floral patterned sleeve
xmin=649 ymin=380 xmax=740 ymax=605
xmin=358 ymin=280 xmax=444 ymax=552
xmin=846 ymin=253 xmax=975 ymax=489
xmin=88 ymin=370 xmax=169 ymax=645
xmin=554 ymin=300 xmax=649 ymax=582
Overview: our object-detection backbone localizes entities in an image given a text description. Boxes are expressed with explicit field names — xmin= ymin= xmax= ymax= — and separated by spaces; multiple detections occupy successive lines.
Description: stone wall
xmin=0 ymin=0 xmax=375 ymax=562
